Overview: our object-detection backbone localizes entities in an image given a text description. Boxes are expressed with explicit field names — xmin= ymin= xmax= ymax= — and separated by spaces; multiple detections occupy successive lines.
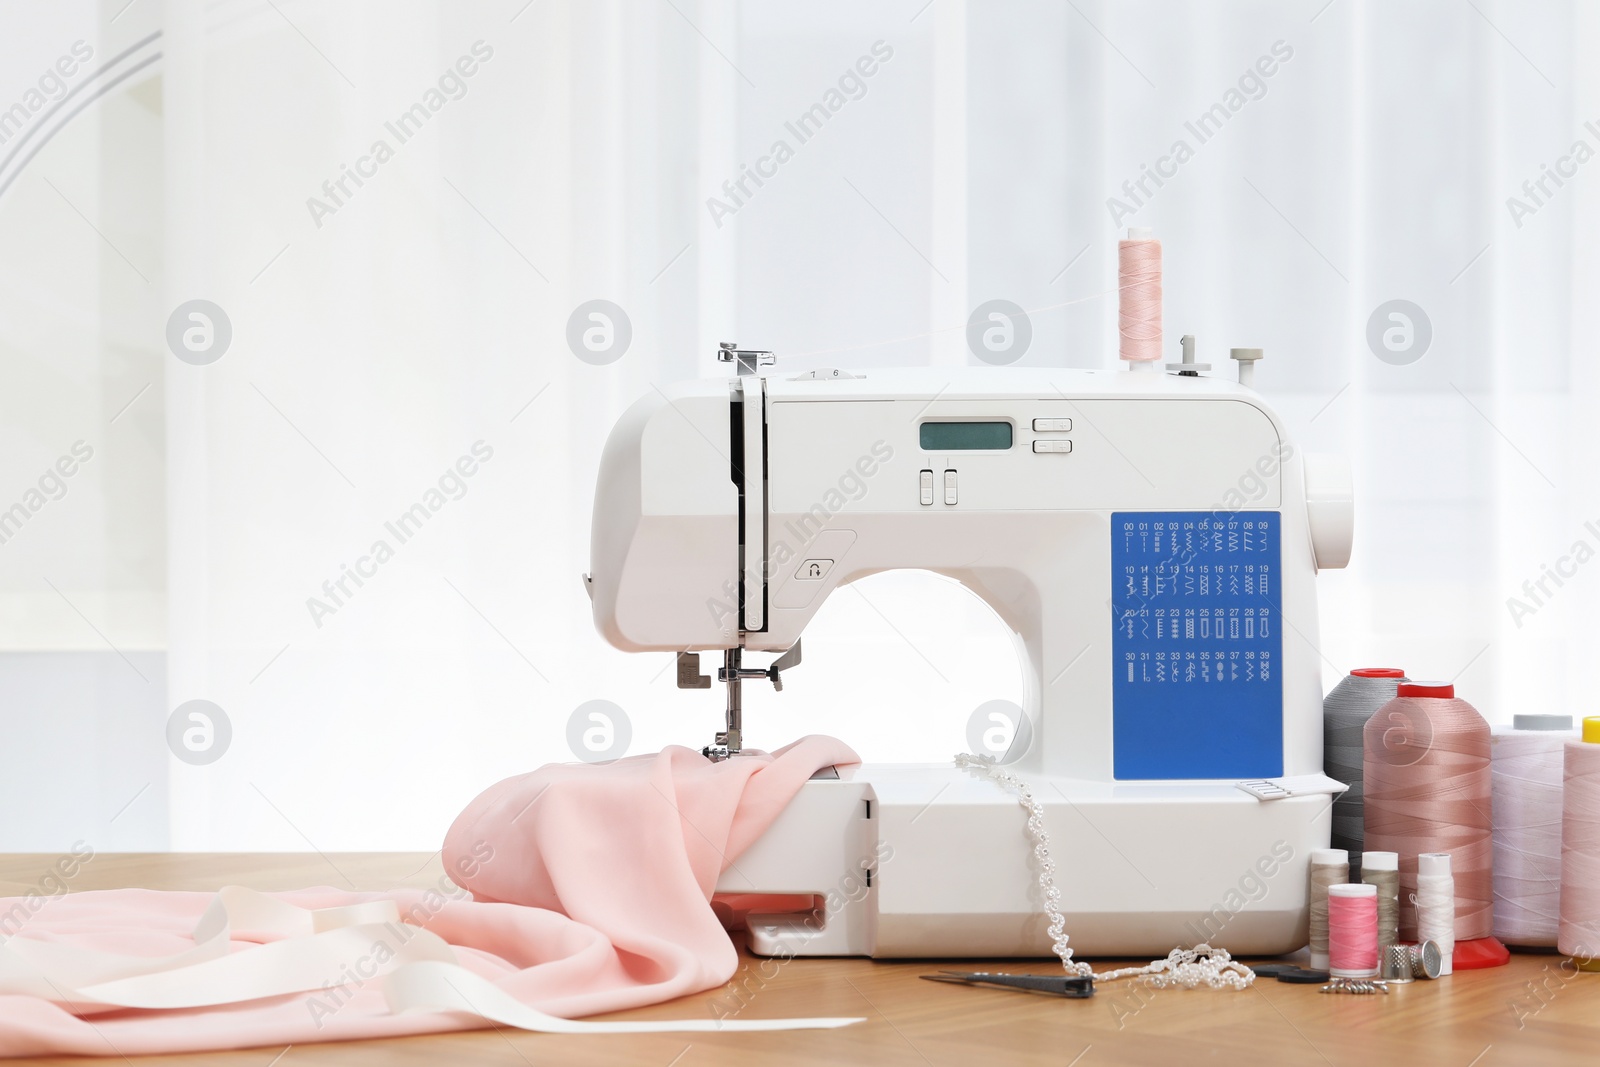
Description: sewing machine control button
xmin=943 ymin=470 xmax=958 ymax=505
xmin=1032 ymin=418 xmax=1072 ymax=432
xmin=919 ymin=469 xmax=934 ymax=505
xmin=796 ymin=559 xmax=833 ymax=581
xmin=1032 ymin=440 xmax=1073 ymax=453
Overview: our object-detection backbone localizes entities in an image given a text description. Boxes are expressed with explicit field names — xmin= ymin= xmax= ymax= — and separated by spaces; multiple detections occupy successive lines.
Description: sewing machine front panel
xmin=1110 ymin=510 xmax=1284 ymax=779
xmin=755 ymin=383 xmax=1315 ymax=782
xmin=762 ymin=394 xmax=1283 ymax=515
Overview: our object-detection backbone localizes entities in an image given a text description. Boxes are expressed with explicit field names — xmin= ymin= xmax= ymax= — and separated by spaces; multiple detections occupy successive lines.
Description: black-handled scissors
xmin=920 ymin=971 xmax=1095 ymax=998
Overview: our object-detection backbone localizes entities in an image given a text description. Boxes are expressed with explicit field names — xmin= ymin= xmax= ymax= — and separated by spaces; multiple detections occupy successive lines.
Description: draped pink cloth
xmin=0 ymin=736 xmax=858 ymax=1058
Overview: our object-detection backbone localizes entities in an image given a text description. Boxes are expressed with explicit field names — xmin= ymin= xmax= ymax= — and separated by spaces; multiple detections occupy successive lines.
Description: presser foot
xmin=681 ymin=645 xmax=800 ymax=764
xmin=702 ymin=728 xmax=743 ymax=762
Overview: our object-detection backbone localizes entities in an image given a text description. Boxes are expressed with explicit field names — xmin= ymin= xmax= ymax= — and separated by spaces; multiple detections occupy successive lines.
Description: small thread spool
xmin=1363 ymin=681 xmax=1494 ymax=942
xmin=1117 ymin=228 xmax=1161 ymax=363
xmin=1416 ymin=851 xmax=1455 ymax=976
xmin=1324 ymin=668 xmax=1408 ymax=876
xmin=1308 ymin=848 xmax=1348 ymax=971
xmin=1492 ymin=714 xmax=1574 ymax=947
xmin=1361 ymin=851 xmax=1400 ymax=953
xmin=1560 ymin=717 xmax=1600 ymax=971
xmin=1328 ymin=883 xmax=1379 ymax=978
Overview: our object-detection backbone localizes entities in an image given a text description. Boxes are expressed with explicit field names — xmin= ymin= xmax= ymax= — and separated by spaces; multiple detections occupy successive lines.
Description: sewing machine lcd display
xmin=918 ymin=421 xmax=1013 ymax=450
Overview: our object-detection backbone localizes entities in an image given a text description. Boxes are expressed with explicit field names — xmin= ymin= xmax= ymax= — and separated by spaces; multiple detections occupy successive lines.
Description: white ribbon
xmin=384 ymin=960 xmax=861 ymax=1033
xmin=0 ymin=888 xmax=861 ymax=1033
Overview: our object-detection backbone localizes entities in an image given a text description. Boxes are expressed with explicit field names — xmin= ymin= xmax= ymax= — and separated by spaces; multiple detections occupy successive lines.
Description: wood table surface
xmin=2 ymin=852 xmax=1595 ymax=1066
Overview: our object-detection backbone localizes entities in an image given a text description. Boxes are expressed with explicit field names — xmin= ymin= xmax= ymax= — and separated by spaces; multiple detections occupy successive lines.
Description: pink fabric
xmin=0 ymin=736 xmax=858 ymax=1058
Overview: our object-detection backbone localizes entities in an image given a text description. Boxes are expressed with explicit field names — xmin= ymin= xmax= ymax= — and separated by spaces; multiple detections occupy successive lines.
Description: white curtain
xmin=0 ymin=0 xmax=1593 ymax=850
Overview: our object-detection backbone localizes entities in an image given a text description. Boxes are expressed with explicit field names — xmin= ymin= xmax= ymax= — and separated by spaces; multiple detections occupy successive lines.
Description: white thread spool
xmin=1560 ymin=719 xmax=1600 ymax=969
xmin=1416 ymin=851 xmax=1455 ymax=977
xmin=1308 ymin=848 xmax=1348 ymax=971
xmin=1491 ymin=714 xmax=1574 ymax=947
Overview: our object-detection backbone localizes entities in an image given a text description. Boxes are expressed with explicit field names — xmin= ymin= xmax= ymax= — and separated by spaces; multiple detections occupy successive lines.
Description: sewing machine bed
xmin=716 ymin=763 xmax=1324 ymax=958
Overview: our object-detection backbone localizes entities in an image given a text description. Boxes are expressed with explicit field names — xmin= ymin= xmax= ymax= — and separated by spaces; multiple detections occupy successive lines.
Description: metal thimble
xmin=1380 ymin=940 xmax=1443 ymax=982
xmin=1381 ymin=944 xmax=1414 ymax=984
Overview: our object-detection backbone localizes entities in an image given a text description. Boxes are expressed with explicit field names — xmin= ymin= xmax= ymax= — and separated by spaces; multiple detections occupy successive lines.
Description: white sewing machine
xmin=586 ymin=344 xmax=1353 ymax=958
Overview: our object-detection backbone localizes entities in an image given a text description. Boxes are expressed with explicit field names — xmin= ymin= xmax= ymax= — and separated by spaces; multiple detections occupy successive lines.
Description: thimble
xmin=1381 ymin=940 xmax=1443 ymax=982
xmin=1381 ymin=944 xmax=1414 ymax=984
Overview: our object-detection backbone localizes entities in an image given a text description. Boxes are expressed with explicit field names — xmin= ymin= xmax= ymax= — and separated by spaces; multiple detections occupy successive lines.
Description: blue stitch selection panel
xmin=1111 ymin=512 xmax=1283 ymax=780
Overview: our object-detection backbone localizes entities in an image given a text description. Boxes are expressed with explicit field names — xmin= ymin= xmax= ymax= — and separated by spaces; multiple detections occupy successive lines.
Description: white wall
xmin=0 ymin=0 xmax=1593 ymax=850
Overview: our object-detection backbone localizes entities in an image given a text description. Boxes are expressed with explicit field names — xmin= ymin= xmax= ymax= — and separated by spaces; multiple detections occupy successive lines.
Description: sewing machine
xmin=585 ymin=345 xmax=1353 ymax=958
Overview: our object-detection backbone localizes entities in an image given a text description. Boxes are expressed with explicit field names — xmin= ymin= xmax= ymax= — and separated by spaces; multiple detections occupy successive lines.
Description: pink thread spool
xmin=1328 ymin=882 xmax=1379 ymax=978
xmin=1117 ymin=228 xmax=1162 ymax=364
xmin=1363 ymin=681 xmax=1494 ymax=943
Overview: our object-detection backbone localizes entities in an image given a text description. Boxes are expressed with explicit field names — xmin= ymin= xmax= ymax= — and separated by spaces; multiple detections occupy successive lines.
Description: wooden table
xmin=3 ymin=853 xmax=1596 ymax=1066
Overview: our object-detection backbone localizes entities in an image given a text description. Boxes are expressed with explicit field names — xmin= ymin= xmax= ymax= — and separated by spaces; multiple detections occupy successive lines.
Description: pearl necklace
xmin=953 ymin=752 xmax=1255 ymax=991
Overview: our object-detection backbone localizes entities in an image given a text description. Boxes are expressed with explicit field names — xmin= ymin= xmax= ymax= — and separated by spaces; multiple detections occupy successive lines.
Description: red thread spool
xmin=1328 ymin=883 xmax=1379 ymax=978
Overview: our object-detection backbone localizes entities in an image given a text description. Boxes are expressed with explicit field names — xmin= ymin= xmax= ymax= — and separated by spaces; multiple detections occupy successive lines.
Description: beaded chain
xmin=953 ymin=752 xmax=1255 ymax=991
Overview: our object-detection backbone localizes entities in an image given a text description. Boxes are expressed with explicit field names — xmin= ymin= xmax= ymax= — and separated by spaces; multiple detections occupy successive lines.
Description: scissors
xmin=920 ymin=971 xmax=1095 ymax=998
